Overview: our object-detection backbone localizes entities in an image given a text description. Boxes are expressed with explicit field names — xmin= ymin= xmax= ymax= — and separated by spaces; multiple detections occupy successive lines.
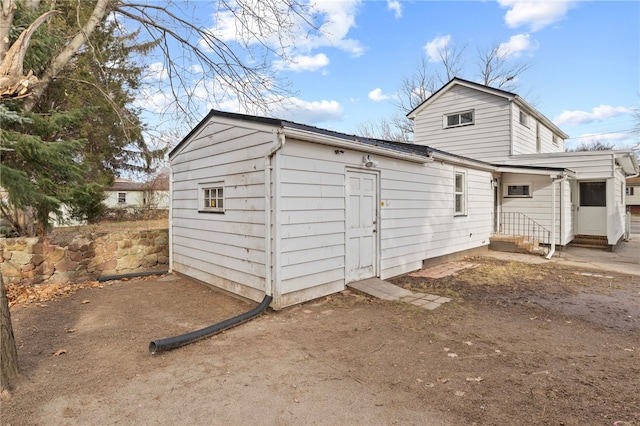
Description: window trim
xmin=519 ymin=110 xmax=529 ymax=128
xmin=198 ymin=182 xmax=225 ymax=214
xmin=454 ymin=171 xmax=467 ymax=216
xmin=117 ymin=192 xmax=127 ymax=204
xmin=504 ymin=182 xmax=533 ymax=198
xmin=444 ymin=110 xmax=474 ymax=129
xmin=552 ymin=135 xmax=560 ymax=146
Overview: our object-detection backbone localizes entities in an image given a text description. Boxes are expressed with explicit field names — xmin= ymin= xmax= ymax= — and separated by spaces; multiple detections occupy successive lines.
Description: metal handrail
xmin=495 ymin=212 xmax=551 ymax=245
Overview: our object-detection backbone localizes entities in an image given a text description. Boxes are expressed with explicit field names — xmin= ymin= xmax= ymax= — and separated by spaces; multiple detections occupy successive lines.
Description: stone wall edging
xmin=0 ymin=229 xmax=169 ymax=286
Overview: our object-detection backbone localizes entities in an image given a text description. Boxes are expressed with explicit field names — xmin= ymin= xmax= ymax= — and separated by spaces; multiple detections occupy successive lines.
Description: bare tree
xmin=356 ymin=39 xmax=532 ymax=142
xmin=1 ymin=0 xmax=320 ymax=124
xmin=477 ymin=43 xmax=531 ymax=92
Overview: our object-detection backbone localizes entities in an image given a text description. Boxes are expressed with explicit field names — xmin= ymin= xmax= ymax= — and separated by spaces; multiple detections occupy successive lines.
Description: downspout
xmin=147 ymin=129 xmax=285 ymax=354
xmin=168 ymin=167 xmax=174 ymax=272
xmin=264 ymin=128 xmax=286 ymax=299
xmin=546 ymin=174 xmax=568 ymax=259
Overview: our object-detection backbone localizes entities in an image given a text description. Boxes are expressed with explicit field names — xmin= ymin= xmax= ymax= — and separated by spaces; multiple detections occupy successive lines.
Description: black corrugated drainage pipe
xmin=148 ymin=294 xmax=273 ymax=354
xmin=97 ymin=270 xmax=168 ymax=282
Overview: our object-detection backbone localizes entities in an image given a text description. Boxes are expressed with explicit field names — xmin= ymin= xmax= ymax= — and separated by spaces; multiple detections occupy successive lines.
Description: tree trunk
xmin=0 ymin=0 xmax=16 ymax=65
xmin=23 ymin=0 xmax=111 ymax=111
xmin=0 ymin=274 xmax=20 ymax=391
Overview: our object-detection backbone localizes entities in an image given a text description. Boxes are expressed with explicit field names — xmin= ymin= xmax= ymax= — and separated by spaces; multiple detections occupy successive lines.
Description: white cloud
xmin=498 ymin=0 xmax=577 ymax=32
xmin=497 ymin=33 xmax=537 ymax=58
xmin=424 ymin=35 xmax=451 ymax=63
xmin=554 ymin=105 xmax=633 ymax=126
xmin=368 ymin=88 xmax=389 ymax=102
xmin=270 ymin=96 xmax=344 ymax=124
xmin=387 ymin=0 xmax=402 ymax=19
xmin=274 ymin=53 xmax=330 ymax=72
xmin=206 ymin=0 xmax=364 ymax=65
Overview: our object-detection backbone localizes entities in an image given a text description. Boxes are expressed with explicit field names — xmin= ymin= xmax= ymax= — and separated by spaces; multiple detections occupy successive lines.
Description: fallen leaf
xmin=437 ymin=377 xmax=449 ymax=384
xmin=293 ymin=398 xmax=300 ymax=403
xmin=454 ymin=391 xmax=466 ymax=397
xmin=416 ymin=378 xmax=424 ymax=383
xmin=447 ymin=353 xmax=458 ymax=358
xmin=464 ymin=341 xmax=473 ymax=346
xmin=53 ymin=349 xmax=67 ymax=356
xmin=424 ymin=383 xmax=435 ymax=388
xmin=443 ymin=347 xmax=450 ymax=352
xmin=65 ymin=328 xmax=77 ymax=333
xmin=81 ymin=300 xmax=90 ymax=304
xmin=1 ymin=389 xmax=11 ymax=401
xmin=466 ymin=377 xmax=483 ymax=382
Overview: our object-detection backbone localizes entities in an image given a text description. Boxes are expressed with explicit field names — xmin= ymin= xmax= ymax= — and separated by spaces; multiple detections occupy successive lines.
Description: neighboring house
xmin=105 ymin=177 xmax=170 ymax=210
xmin=627 ymin=176 xmax=640 ymax=214
xmin=168 ymin=79 xmax=639 ymax=311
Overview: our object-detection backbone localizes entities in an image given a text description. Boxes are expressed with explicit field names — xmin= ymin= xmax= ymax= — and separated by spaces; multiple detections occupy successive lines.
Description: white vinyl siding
xmin=501 ymin=174 xmax=563 ymax=244
xmin=512 ymin=106 xmax=565 ymax=155
xmin=412 ymin=85 xmax=511 ymax=162
xmin=379 ymin=163 xmax=493 ymax=279
xmin=170 ymin=118 xmax=275 ymax=303
xmin=276 ymin=140 xmax=493 ymax=293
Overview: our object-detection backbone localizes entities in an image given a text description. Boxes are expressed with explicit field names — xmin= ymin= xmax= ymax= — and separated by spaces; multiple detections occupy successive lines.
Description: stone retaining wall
xmin=0 ymin=229 xmax=169 ymax=286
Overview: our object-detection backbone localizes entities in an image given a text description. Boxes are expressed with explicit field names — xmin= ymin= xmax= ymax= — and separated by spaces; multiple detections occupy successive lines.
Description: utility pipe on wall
xmin=546 ymin=174 xmax=568 ymax=260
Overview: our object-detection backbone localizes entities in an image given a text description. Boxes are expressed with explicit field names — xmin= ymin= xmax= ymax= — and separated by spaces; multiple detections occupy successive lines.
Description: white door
xmin=346 ymin=170 xmax=378 ymax=282
xmin=576 ymin=181 xmax=607 ymax=236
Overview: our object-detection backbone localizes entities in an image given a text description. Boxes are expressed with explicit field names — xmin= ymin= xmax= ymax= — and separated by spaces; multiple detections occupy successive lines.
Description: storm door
xmin=576 ymin=181 xmax=607 ymax=236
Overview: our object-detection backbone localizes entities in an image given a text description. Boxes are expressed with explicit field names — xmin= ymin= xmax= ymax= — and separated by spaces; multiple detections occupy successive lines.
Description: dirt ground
xmin=2 ymin=256 xmax=639 ymax=425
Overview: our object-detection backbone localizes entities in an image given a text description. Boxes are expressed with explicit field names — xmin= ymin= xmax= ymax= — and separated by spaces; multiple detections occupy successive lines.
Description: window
xmin=454 ymin=171 xmax=466 ymax=215
xmin=519 ymin=110 xmax=528 ymax=127
xmin=118 ymin=192 xmax=126 ymax=204
xmin=627 ymin=186 xmax=635 ymax=196
xmin=505 ymin=183 xmax=532 ymax=198
xmin=444 ymin=110 xmax=474 ymax=128
xmin=552 ymin=135 xmax=560 ymax=146
xmin=199 ymin=183 xmax=225 ymax=213
xmin=579 ymin=182 xmax=606 ymax=207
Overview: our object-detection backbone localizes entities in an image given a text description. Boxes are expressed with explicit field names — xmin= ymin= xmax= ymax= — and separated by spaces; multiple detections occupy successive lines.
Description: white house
xmin=408 ymin=78 xmax=639 ymax=248
xmin=168 ymin=79 xmax=638 ymax=310
xmin=105 ymin=177 xmax=170 ymax=210
xmin=627 ymin=177 xmax=640 ymax=214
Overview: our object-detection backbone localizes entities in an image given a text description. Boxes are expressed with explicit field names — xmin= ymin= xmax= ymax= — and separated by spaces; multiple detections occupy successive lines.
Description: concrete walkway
xmin=485 ymin=234 xmax=640 ymax=276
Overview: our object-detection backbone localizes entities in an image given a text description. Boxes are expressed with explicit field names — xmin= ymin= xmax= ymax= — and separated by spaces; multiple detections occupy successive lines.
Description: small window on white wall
xmin=454 ymin=171 xmax=466 ymax=216
xmin=199 ymin=182 xmax=225 ymax=213
xmin=504 ymin=183 xmax=533 ymax=198
xmin=519 ymin=110 xmax=529 ymax=127
xmin=118 ymin=192 xmax=126 ymax=204
xmin=444 ymin=110 xmax=474 ymax=128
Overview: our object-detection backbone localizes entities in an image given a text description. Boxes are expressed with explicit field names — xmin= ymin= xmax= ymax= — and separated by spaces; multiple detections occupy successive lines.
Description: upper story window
xmin=626 ymin=186 xmax=634 ymax=196
xmin=118 ymin=192 xmax=126 ymax=204
xmin=199 ymin=182 xmax=225 ymax=213
xmin=454 ymin=171 xmax=467 ymax=216
xmin=444 ymin=110 xmax=474 ymax=129
xmin=519 ymin=110 xmax=529 ymax=127
xmin=552 ymin=135 xmax=561 ymax=146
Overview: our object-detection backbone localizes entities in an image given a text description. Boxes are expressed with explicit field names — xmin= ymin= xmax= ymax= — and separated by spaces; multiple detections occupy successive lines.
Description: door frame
xmin=345 ymin=168 xmax=380 ymax=283
xmin=574 ymin=180 xmax=608 ymax=236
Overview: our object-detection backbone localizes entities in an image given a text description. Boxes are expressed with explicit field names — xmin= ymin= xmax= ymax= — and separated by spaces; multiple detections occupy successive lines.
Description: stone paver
xmin=348 ymin=277 xmax=452 ymax=311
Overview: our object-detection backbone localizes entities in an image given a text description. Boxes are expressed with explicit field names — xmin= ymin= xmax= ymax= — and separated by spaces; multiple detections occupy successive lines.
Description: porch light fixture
xmin=363 ymin=155 xmax=378 ymax=168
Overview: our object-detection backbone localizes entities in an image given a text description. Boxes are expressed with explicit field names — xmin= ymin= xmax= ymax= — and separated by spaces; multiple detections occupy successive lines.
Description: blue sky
xmin=138 ymin=1 xmax=639 ymax=151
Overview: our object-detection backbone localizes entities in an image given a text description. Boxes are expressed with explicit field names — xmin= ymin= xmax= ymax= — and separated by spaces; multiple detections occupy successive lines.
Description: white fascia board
xmin=495 ymin=166 xmax=576 ymax=179
xmin=282 ymin=127 xmax=431 ymax=163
